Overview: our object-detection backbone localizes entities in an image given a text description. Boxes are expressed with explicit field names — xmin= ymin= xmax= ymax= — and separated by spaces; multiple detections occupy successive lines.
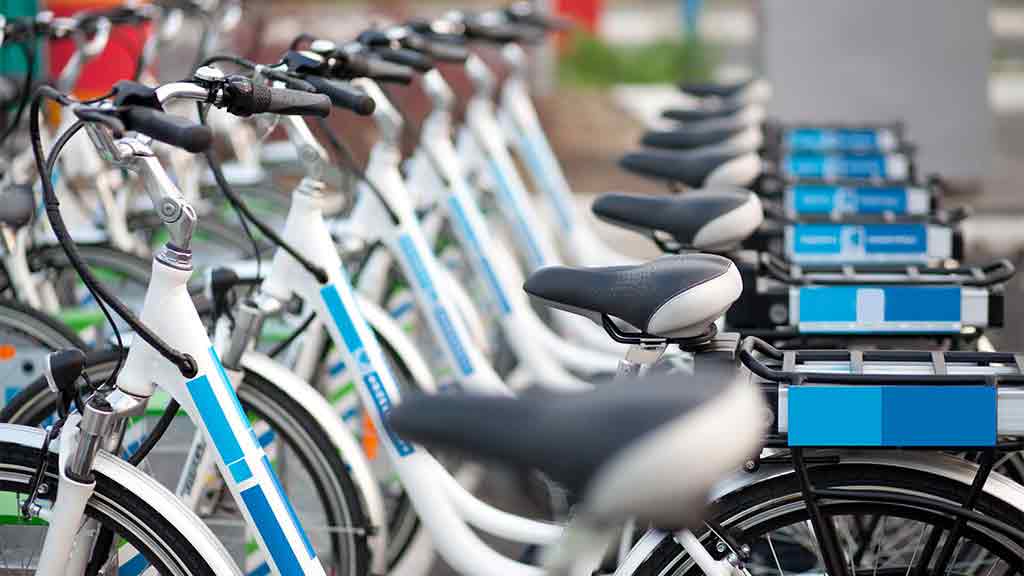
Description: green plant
xmin=558 ymin=32 xmax=717 ymax=86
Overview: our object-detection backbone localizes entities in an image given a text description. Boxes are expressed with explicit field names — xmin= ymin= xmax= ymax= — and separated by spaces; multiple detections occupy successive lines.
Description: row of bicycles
xmin=0 ymin=1 xmax=1021 ymax=575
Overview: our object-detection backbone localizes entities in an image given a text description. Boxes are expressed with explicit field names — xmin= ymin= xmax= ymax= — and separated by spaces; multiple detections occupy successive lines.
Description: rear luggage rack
xmin=758 ymin=253 xmax=1013 ymax=286
xmin=739 ymin=336 xmax=1024 ymax=449
xmin=725 ymin=255 xmax=1011 ymax=339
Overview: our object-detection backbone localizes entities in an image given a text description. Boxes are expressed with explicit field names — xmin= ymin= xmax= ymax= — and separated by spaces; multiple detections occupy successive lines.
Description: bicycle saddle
xmin=524 ymin=254 xmax=742 ymax=338
xmin=641 ymin=122 xmax=749 ymax=151
xmin=388 ymin=365 xmax=764 ymax=527
xmin=678 ymin=78 xmax=754 ymax=100
xmin=619 ymin=147 xmax=761 ymax=188
xmin=660 ymin=101 xmax=745 ymax=124
xmin=592 ymin=189 xmax=763 ymax=252
xmin=0 ymin=185 xmax=35 ymax=229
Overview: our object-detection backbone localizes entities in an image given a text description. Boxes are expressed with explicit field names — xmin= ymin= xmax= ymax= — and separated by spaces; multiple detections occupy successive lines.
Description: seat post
xmin=615 ymin=340 xmax=668 ymax=380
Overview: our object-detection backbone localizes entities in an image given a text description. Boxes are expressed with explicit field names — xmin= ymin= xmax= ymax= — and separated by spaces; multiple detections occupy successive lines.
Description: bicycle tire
xmin=0 ymin=297 xmax=85 ymax=408
xmin=631 ymin=454 xmax=1024 ymax=576
xmin=1 ymin=350 xmax=372 ymax=576
xmin=0 ymin=430 xmax=222 ymax=575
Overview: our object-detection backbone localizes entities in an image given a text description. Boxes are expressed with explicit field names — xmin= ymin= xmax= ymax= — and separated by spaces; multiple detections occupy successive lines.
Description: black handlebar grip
xmin=465 ymin=20 xmax=541 ymax=44
xmin=343 ymin=55 xmax=415 ymax=85
xmin=406 ymin=34 xmax=469 ymax=63
xmin=372 ymin=47 xmax=434 ymax=72
xmin=303 ymin=75 xmax=375 ymax=116
xmin=257 ymin=85 xmax=332 ymax=117
xmin=123 ymin=106 xmax=212 ymax=153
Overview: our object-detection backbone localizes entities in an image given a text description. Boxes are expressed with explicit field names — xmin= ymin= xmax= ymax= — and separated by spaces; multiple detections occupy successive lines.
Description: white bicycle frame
xmin=495 ymin=44 xmax=636 ymax=268
xmin=453 ymin=55 xmax=625 ymax=356
xmin=33 ymin=122 xmax=327 ymax=575
xmin=402 ymin=69 xmax=619 ymax=381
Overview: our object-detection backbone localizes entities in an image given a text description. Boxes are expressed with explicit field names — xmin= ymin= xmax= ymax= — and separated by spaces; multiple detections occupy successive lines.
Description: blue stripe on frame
xmin=246 ymin=563 xmax=271 ymax=576
xmin=320 ymin=285 xmax=364 ymax=353
xmin=229 ymin=459 xmax=253 ymax=483
xmin=240 ymin=485 xmax=304 ymax=576
xmin=187 ymin=375 xmax=244 ymax=465
xmin=262 ymin=455 xmax=316 ymax=560
xmin=120 ymin=552 xmax=150 ymax=576
xmin=210 ymin=346 xmax=250 ymax=426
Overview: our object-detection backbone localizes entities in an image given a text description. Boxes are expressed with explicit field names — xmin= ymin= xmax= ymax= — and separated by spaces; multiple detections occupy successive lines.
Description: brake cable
xmin=31 ymin=86 xmax=198 ymax=378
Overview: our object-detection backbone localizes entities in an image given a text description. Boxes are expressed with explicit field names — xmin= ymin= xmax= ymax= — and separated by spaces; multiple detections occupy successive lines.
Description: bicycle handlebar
xmin=222 ymin=77 xmax=331 ymax=118
xmin=371 ymin=46 xmax=434 ymax=72
xmin=302 ymin=75 xmax=375 ymax=115
xmin=121 ymin=106 xmax=212 ymax=152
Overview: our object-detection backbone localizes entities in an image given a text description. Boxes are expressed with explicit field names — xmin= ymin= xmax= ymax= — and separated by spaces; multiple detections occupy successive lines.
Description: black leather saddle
xmin=678 ymin=78 xmax=753 ymax=100
xmin=0 ymin=185 xmax=35 ymax=229
xmin=619 ymin=146 xmax=755 ymax=188
xmin=523 ymin=254 xmax=741 ymax=338
xmin=660 ymin=101 xmax=746 ymax=124
xmin=641 ymin=122 xmax=747 ymax=150
xmin=388 ymin=371 xmax=730 ymax=494
xmin=592 ymin=189 xmax=762 ymax=252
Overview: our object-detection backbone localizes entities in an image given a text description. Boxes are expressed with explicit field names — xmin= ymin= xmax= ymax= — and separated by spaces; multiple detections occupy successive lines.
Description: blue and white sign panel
xmin=783 ymin=152 xmax=908 ymax=182
xmin=784 ymin=128 xmax=898 ymax=153
xmin=785 ymin=185 xmax=931 ymax=218
xmin=790 ymin=285 xmax=989 ymax=333
xmin=785 ymin=223 xmax=952 ymax=265
xmin=781 ymin=384 xmax=997 ymax=447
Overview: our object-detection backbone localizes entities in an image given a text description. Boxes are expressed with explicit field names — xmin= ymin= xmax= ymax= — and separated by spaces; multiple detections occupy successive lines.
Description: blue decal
xmin=791 ymin=185 xmax=909 ymax=215
xmin=785 ymin=153 xmax=889 ymax=181
xmin=798 ymin=286 xmax=961 ymax=328
xmin=786 ymin=128 xmax=882 ymax=152
xmin=862 ymin=224 xmax=926 ymax=254
xmin=186 ymin=375 xmax=246 ymax=480
xmin=884 ymin=286 xmax=960 ymax=322
xmin=247 ymin=564 xmax=272 ymax=576
xmin=521 ymin=132 xmax=574 ymax=231
xmin=210 ymin=347 xmax=250 ymax=431
xmin=241 ymin=486 xmax=304 ymax=576
xmin=789 ymin=385 xmax=995 ymax=447
xmin=257 ymin=429 xmax=276 ymax=448
xmin=262 ymin=455 xmax=316 ymax=560
xmin=120 ymin=552 xmax=150 ymax=576
xmin=448 ymin=197 xmax=512 ymax=315
xmin=792 ymin=225 xmax=843 ymax=254
xmin=397 ymin=234 xmax=475 ymax=376
xmin=799 ymin=286 xmax=858 ymax=322
xmin=229 ymin=460 xmax=253 ymax=483
xmin=789 ymin=386 xmax=882 ymax=446
xmin=320 ymin=284 xmax=415 ymax=457
xmin=792 ymin=224 xmax=928 ymax=258
xmin=488 ymin=158 xmax=547 ymax=268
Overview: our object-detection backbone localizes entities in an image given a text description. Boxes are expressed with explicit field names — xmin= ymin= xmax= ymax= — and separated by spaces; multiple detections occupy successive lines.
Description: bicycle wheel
xmin=0 ymin=429 xmax=222 ymax=575
xmin=632 ymin=453 xmax=1024 ymax=576
xmin=1 ymin=350 xmax=372 ymax=576
xmin=0 ymin=298 xmax=84 ymax=408
xmin=28 ymin=243 xmax=153 ymax=343
xmin=316 ymin=333 xmax=424 ymax=569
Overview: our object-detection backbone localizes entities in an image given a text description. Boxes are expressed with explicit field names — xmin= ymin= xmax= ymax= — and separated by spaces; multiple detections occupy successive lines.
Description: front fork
xmin=33 ymin=389 xmax=140 ymax=576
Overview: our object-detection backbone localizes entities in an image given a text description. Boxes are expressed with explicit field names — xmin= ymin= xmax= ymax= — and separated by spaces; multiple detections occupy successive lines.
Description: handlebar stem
xmin=352 ymin=78 xmax=403 ymax=145
xmin=282 ymin=114 xmax=330 ymax=182
xmin=502 ymin=43 xmax=529 ymax=81
xmin=422 ymin=68 xmax=455 ymax=113
xmin=465 ymin=53 xmax=496 ymax=99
